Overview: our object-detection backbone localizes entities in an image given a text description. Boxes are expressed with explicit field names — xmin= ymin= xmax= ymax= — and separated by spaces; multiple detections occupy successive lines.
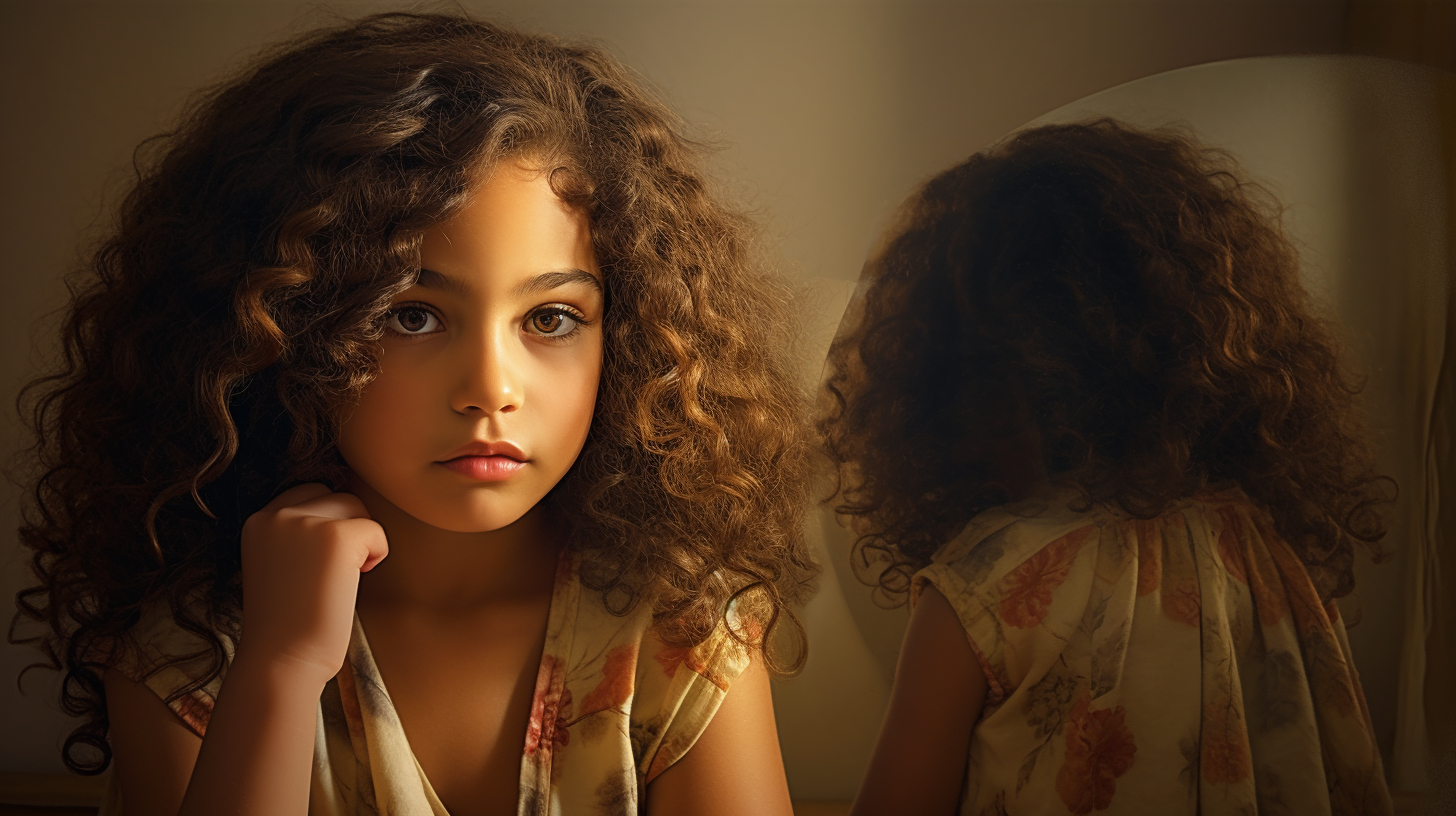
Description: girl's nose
xmin=449 ymin=327 xmax=521 ymax=415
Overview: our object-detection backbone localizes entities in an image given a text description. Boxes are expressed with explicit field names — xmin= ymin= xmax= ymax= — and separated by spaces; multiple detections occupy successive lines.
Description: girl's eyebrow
xmin=414 ymin=267 xmax=470 ymax=297
xmin=513 ymin=268 xmax=604 ymax=296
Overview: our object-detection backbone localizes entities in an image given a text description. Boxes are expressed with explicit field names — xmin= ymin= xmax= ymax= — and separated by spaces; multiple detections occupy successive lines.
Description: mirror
xmin=800 ymin=54 xmax=1452 ymax=807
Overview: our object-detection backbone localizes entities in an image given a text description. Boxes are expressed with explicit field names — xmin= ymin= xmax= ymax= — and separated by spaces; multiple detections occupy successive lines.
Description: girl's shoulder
xmin=560 ymin=553 xmax=754 ymax=695
xmin=906 ymin=485 xmax=1236 ymax=715
xmin=516 ymin=554 xmax=755 ymax=808
xmin=916 ymin=485 xmax=1251 ymax=595
xmin=111 ymin=595 xmax=236 ymax=737
xmin=914 ymin=487 xmax=1111 ymax=600
xmin=566 ymin=561 xmax=754 ymax=725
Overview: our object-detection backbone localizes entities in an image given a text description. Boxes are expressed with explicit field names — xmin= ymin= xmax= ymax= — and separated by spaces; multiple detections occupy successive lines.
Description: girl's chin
xmin=345 ymin=470 xmax=556 ymax=536
xmin=398 ymin=495 xmax=550 ymax=536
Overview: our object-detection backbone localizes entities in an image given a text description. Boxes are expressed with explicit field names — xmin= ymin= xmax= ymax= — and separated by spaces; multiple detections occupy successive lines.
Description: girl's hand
xmin=238 ymin=483 xmax=389 ymax=683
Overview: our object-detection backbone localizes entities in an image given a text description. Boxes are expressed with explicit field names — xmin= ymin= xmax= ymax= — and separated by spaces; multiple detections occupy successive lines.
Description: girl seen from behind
xmin=12 ymin=12 xmax=814 ymax=816
xmin=821 ymin=119 xmax=1395 ymax=816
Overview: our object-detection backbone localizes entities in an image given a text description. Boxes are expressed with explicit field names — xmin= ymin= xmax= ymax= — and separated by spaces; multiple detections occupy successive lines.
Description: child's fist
xmin=237 ymin=483 xmax=388 ymax=683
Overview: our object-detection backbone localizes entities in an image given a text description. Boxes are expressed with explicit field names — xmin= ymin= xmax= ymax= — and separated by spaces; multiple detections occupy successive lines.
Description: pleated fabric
xmin=914 ymin=486 xmax=1392 ymax=816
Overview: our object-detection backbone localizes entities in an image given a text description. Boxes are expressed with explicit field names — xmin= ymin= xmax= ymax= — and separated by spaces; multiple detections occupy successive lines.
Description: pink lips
xmin=436 ymin=440 xmax=528 ymax=482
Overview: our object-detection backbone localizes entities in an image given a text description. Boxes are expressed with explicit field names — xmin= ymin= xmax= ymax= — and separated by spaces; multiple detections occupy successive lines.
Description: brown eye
xmin=385 ymin=306 xmax=441 ymax=335
xmin=526 ymin=307 xmax=583 ymax=338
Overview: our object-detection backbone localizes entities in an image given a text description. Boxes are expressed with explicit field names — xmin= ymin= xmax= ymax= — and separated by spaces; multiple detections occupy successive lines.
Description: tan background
xmin=3 ymin=0 xmax=1438 ymax=803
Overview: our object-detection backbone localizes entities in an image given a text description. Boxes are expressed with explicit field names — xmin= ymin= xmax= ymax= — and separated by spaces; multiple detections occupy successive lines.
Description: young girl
xmin=819 ymin=119 xmax=1396 ymax=815
xmin=12 ymin=12 xmax=814 ymax=815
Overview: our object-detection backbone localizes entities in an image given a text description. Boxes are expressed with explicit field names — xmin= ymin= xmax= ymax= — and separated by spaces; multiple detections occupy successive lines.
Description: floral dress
xmin=913 ymin=487 xmax=1393 ymax=816
xmin=101 ymin=551 xmax=750 ymax=816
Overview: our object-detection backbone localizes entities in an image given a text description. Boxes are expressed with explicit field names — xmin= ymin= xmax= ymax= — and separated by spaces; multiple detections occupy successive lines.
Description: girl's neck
xmin=348 ymin=476 xmax=562 ymax=614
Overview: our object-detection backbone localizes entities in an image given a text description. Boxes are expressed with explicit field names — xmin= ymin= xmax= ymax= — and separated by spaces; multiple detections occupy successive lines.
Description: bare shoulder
xmin=894 ymin=582 xmax=986 ymax=730
xmin=104 ymin=666 xmax=202 ymax=815
xmin=645 ymin=651 xmax=793 ymax=816
xmin=909 ymin=583 xmax=973 ymax=651
xmin=850 ymin=583 xmax=986 ymax=816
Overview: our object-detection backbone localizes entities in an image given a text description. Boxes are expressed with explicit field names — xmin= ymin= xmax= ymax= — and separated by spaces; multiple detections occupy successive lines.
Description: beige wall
xmin=0 ymin=0 xmax=1352 ymax=797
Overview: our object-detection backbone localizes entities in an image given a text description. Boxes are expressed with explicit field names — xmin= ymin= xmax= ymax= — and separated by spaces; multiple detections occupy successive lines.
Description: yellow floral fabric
xmin=102 ymin=551 xmax=749 ymax=815
xmin=913 ymin=487 xmax=1393 ymax=816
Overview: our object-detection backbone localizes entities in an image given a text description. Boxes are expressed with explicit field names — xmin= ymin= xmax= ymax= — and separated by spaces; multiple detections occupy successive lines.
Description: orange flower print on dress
xmin=525 ymin=654 xmax=572 ymax=759
xmin=1216 ymin=506 xmax=1285 ymax=626
xmin=171 ymin=693 xmax=215 ymax=738
xmin=1201 ymin=697 xmax=1252 ymax=784
xmin=734 ymin=612 xmax=766 ymax=647
xmin=999 ymin=526 xmax=1093 ymax=629
xmin=1055 ymin=694 xmax=1137 ymax=814
xmin=655 ymin=643 xmax=729 ymax=691
xmin=1157 ymin=516 xmax=1202 ymax=627
xmin=580 ymin=643 xmax=638 ymax=715
xmin=1161 ymin=572 xmax=1202 ymax=627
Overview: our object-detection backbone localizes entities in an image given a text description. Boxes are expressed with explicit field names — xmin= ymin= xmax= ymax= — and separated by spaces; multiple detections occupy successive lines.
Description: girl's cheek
xmin=553 ymin=344 xmax=602 ymax=447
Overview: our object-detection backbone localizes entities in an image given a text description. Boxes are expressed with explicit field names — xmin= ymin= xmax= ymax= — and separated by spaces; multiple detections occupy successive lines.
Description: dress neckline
xmin=344 ymin=549 xmax=579 ymax=814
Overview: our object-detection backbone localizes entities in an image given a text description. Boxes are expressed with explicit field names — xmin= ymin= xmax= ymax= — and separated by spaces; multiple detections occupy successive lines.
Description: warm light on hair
xmin=12 ymin=12 xmax=815 ymax=774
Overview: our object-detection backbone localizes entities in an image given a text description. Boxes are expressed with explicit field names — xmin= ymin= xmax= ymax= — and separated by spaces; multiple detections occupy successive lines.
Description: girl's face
xmin=336 ymin=162 xmax=604 ymax=533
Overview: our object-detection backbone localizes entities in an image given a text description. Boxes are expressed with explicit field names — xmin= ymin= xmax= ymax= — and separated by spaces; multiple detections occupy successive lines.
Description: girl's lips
xmin=437 ymin=455 xmax=526 ymax=481
xmin=439 ymin=439 xmax=528 ymax=460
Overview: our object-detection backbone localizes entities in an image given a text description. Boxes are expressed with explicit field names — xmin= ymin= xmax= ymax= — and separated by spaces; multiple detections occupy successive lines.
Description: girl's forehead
xmin=433 ymin=162 xmax=586 ymax=237
xmin=412 ymin=164 xmax=599 ymax=294
xmin=438 ymin=157 xmax=589 ymax=230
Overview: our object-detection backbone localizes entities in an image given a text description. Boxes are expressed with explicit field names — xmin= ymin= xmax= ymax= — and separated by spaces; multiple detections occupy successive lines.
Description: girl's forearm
xmin=176 ymin=647 xmax=331 ymax=816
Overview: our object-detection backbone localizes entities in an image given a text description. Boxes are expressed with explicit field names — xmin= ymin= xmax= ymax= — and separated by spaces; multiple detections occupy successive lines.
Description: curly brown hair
xmin=11 ymin=11 xmax=815 ymax=773
xmin=819 ymin=118 xmax=1393 ymax=608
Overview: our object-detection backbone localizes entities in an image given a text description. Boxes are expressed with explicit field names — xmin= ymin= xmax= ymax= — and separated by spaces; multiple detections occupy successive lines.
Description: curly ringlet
xmin=819 ymin=118 xmax=1393 ymax=608
xmin=11 ymin=11 xmax=816 ymax=773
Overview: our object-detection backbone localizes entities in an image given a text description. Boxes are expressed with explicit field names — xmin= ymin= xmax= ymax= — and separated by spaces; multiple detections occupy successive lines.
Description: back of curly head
xmin=12 ymin=11 xmax=815 ymax=773
xmin=820 ymin=118 xmax=1392 ymax=607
